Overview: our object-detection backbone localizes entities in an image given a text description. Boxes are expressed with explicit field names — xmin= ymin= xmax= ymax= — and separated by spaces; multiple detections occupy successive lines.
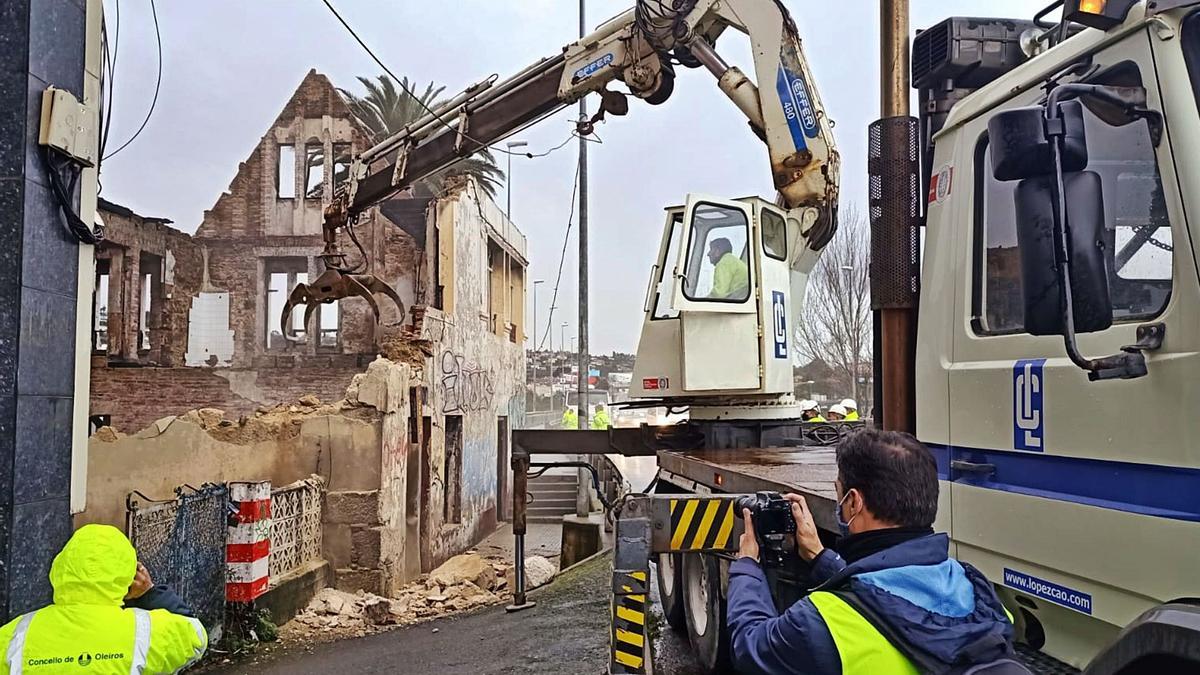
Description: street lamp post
xmin=505 ymin=140 xmax=528 ymax=219
xmin=840 ymin=264 xmax=857 ymax=404
xmin=532 ymin=279 xmax=544 ymax=411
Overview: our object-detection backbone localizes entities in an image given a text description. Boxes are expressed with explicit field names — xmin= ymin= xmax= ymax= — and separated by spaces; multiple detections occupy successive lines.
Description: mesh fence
xmin=127 ymin=483 xmax=230 ymax=632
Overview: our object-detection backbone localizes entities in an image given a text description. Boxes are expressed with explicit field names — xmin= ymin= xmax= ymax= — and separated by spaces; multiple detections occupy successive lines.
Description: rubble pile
xmin=286 ymin=553 xmax=558 ymax=640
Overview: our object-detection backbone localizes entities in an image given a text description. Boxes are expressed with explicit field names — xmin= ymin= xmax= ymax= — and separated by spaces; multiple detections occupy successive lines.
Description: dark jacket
xmin=728 ymin=533 xmax=1013 ymax=675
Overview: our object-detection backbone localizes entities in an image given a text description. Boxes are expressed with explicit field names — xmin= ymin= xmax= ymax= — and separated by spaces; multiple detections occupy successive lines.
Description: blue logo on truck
xmin=772 ymin=291 xmax=787 ymax=359
xmin=1013 ymin=359 xmax=1046 ymax=452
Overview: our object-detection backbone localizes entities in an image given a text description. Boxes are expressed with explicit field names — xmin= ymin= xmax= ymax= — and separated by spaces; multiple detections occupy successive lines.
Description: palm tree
xmin=340 ymin=75 xmax=505 ymax=198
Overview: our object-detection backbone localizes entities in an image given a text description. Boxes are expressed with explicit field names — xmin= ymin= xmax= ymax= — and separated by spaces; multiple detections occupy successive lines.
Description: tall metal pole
xmin=575 ymin=0 xmax=593 ymax=519
xmin=879 ymin=0 xmax=916 ymax=433
xmin=532 ymin=280 xmax=541 ymax=412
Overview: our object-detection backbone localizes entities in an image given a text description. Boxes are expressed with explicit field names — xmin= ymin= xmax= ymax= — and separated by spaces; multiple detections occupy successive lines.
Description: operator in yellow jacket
xmin=707 ymin=237 xmax=749 ymax=300
xmin=0 ymin=524 xmax=207 ymax=674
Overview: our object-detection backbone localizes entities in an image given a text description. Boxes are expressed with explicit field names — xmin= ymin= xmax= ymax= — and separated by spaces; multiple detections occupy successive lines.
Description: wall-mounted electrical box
xmin=39 ymin=86 xmax=98 ymax=167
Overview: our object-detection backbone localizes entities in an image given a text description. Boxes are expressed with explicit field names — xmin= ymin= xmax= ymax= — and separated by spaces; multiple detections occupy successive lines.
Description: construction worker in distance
xmin=841 ymin=398 xmax=861 ymax=421
xmin=0 ymin=524 xmax=208 ymax=673
xmin=800 ymin=399 xmax=826 ymax=423
xmin=729 ymin=429 xmax=1024 ymax=674
xmin=707 ymin=237 xmax=749 ymax=300
xmin=561 ymin=405 xmax=578 ymax=430
xmin=827 ymin=404 xmax=848 ymax=422
xmin=590 ymin=404 xmax=611 ymax=430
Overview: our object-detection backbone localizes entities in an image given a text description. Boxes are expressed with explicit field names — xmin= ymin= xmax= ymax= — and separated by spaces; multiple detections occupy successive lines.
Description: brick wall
xmin=89 ymin=367 xmax=260 ymax=433
xmin=90 ymin=363 xmax=365 ymax=434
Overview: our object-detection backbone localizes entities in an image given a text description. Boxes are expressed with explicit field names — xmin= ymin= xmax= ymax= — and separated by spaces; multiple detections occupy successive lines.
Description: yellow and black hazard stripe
xmin=668 ymin=498 xmax=737 ymax=551
xmin=610 ymin=571 xmax=648 ymax=674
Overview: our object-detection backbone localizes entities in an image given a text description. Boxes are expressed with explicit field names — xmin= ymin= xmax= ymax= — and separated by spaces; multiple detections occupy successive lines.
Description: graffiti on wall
xmin=440 ymin=350 xmax=495 ymax=414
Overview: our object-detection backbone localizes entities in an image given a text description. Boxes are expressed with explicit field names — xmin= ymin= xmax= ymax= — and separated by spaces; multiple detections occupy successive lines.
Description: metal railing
xmin=269 ymin=476 xmax=325 ymax=585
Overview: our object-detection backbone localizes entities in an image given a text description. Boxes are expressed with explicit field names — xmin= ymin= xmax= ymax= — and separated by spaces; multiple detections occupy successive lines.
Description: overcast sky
xmin=99 ymin=0 xmax=1051 ymax=355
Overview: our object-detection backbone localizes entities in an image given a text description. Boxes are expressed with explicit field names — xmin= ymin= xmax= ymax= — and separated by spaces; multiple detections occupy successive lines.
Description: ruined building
xmin=84 ymin=70 xmax=528 ymax=588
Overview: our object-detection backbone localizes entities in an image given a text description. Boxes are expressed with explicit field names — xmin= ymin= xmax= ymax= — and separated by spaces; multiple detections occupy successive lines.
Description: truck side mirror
xmin=1013 ymin=171 xmax=1112 ymax=335
xmin=989 ymin=101 xmax=1088 ymax=181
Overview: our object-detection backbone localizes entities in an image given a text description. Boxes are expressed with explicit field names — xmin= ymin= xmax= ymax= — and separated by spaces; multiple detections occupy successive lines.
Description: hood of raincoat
xmin=49 ymin=524 xmax=137 ymax=606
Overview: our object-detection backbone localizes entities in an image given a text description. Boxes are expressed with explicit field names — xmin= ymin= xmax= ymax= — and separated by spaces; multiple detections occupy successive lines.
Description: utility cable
xmin=44 ymin=147 xmax=105 ymax=244
xmin=103 ymin=0 xmax=162 ymax=161
xmin=538 ymin=157 xmax=582 ymax=351
xmin=320 ymin=0 xmax=582 ymax=159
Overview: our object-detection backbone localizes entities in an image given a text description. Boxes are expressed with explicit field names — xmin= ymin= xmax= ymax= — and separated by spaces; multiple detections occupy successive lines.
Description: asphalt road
xmin=209 ymin=551 xmax=703 ymax=674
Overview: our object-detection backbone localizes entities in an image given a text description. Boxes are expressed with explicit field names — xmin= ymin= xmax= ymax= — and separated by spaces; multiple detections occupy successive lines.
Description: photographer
xmin=728 ymin=429 xmax=1019 ymax=674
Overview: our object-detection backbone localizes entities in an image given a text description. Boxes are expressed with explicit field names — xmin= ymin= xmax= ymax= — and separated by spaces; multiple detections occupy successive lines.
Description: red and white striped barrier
xmin=226 ymin=481 xmax=271 ymax=603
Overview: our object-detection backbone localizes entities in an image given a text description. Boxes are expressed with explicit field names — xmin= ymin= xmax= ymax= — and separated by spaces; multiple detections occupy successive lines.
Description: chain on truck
xmin=42 ymin=0 xmax=1200 ymax=671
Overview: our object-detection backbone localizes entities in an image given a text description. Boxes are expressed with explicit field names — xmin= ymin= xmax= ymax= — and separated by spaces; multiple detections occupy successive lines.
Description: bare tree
xmin=795 ymin=204 xmax=872 ymax=406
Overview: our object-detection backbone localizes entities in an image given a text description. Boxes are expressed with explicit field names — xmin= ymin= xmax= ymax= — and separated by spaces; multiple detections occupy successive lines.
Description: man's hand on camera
xmin=125 ymin=561 xmax=154 ymax=601
xmin=737 ymin=508 xmax=760 ymax=563
xmin=784 ymin=494 xmax=825 ymax=562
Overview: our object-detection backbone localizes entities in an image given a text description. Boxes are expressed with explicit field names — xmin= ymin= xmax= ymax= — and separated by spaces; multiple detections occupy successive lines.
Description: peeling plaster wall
xmin=77 ymin=413 xmax=381 ymax=531
xmin=417 ymin=185 xmax=527 ymax=569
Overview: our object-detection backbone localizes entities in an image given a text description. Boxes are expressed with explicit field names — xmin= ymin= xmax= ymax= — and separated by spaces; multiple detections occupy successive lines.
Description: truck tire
xmin=656 ymin=553 xmax=687 ymax=633
xmin=683 ymin=553 xmax=731 ymax=673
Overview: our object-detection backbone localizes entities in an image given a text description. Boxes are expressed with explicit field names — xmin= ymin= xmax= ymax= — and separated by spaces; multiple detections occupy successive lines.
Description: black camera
xmin=737 ymin=491 xmax=796 ymax=567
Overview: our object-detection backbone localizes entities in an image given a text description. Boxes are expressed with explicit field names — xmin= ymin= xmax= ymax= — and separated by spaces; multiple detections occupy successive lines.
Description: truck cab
xmin=918 ymin=3 xmax=1200 ymax=669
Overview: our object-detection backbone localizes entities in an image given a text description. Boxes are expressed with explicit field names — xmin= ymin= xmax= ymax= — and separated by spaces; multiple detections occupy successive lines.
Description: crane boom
xmin=283 ymin=0 xmax=840 ymax=336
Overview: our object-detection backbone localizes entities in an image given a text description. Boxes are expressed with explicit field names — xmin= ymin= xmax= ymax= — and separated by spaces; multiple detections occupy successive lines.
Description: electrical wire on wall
xmin=44 ymin=147 xmax=105 ymax=244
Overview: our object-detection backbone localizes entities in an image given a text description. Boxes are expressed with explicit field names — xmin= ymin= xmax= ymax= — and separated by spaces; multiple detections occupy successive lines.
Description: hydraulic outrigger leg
xmin=608 ymin=494 xmax=746 ymax=674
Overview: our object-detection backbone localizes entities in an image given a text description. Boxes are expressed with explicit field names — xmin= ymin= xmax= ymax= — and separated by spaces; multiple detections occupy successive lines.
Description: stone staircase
xmin=526 ymin=473 xmax=581 ymax=523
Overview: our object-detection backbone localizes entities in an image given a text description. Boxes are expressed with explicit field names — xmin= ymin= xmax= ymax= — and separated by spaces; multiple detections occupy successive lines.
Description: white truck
xmin=285 ymin=0 xmax=1200 ymax=672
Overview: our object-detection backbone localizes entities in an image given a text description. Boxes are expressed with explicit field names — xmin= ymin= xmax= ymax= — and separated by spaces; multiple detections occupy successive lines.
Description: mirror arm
xmin=1045 ymin=101 xmax=1159 ymax=382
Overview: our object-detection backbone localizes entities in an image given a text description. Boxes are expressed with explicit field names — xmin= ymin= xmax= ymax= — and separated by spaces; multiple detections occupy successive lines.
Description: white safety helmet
xmin=829 ymin=404 xmax=848 ymax=417
xmin=800 ymin=399 xmax=819 ymax=412
xmin=840 ymin=398 xmax=858 ymax=411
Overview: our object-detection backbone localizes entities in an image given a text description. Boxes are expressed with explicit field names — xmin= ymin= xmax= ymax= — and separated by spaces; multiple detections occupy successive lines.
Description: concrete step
xmin=529 ymin=474 xmax=578 ymax=484
xmin=530 ymin=499 xmax=577 ymax=511
xmin=527 ymin=486 xmax=579 ymax=499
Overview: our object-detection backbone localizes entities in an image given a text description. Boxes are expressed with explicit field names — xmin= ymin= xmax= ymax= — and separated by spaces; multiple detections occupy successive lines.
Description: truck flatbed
xmin=656 ymin=446 xmax=840 ymax=532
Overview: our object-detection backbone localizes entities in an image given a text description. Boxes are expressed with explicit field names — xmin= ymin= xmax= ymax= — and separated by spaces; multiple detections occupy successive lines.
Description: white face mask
xmin=836 ymin=490 xmax=859 ymax=535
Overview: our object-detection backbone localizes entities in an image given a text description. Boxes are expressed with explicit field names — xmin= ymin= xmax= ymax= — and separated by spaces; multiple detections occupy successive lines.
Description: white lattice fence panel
xmin=269 ymin=476 xmax=325 ymax=585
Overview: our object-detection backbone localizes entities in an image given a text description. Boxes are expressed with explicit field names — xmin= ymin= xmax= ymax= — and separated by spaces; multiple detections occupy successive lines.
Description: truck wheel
xmin=683 ymin=553 xmax=731 ymax=673
xmin=656 ymin=553 xmax=687 ymax=633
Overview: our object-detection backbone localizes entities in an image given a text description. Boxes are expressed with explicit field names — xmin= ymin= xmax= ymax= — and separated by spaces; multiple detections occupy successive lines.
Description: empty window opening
xmin=93 ymin=264 xmax=109 ymax=353
xmin=332 ymin=144 xmax=352 ymax=186
xmin=305 ymin=144 xmax=325 ymax=200
xmin=265 ymin=259 xmax=309 ymax=348
xmin=140 ymin=273 xmax=152 ymax=351
xmin=277 ymin=145 xmax=296 ymax=199
xmin=319 ymin=299 xmax=340 ymax=348
xmin=443 ymin=415 xmax=463 ymax=524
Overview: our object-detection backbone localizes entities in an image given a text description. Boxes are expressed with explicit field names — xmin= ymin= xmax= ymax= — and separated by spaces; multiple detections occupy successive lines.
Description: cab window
xmin=682 ymin=203 xmax=751 ymax=303
xmin=762 ymin=209 xmax=787 ymax=261
xmin=974 ymin=79 xmax=1173 ymax=334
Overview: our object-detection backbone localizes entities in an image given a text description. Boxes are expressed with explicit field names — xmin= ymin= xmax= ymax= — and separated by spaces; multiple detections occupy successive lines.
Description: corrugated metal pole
xmin=576 ymin=0 xmax=592 ymax=518
xmin=879 ymin=0 xmax=917 ymax=433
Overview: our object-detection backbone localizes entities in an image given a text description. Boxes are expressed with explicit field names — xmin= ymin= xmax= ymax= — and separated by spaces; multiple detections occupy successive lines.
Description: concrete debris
xmin=505 ymin=556 xmax=557 ymax=592
xmin=286 ymin=554 xmax=515 ymax=641
xmin=298 ymin=394 xmax=322 ymax=407
xmin=93 ymin=426 xmax=121 ymax=443
xmin=428 ymin=553 xmax=497 ymax=590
